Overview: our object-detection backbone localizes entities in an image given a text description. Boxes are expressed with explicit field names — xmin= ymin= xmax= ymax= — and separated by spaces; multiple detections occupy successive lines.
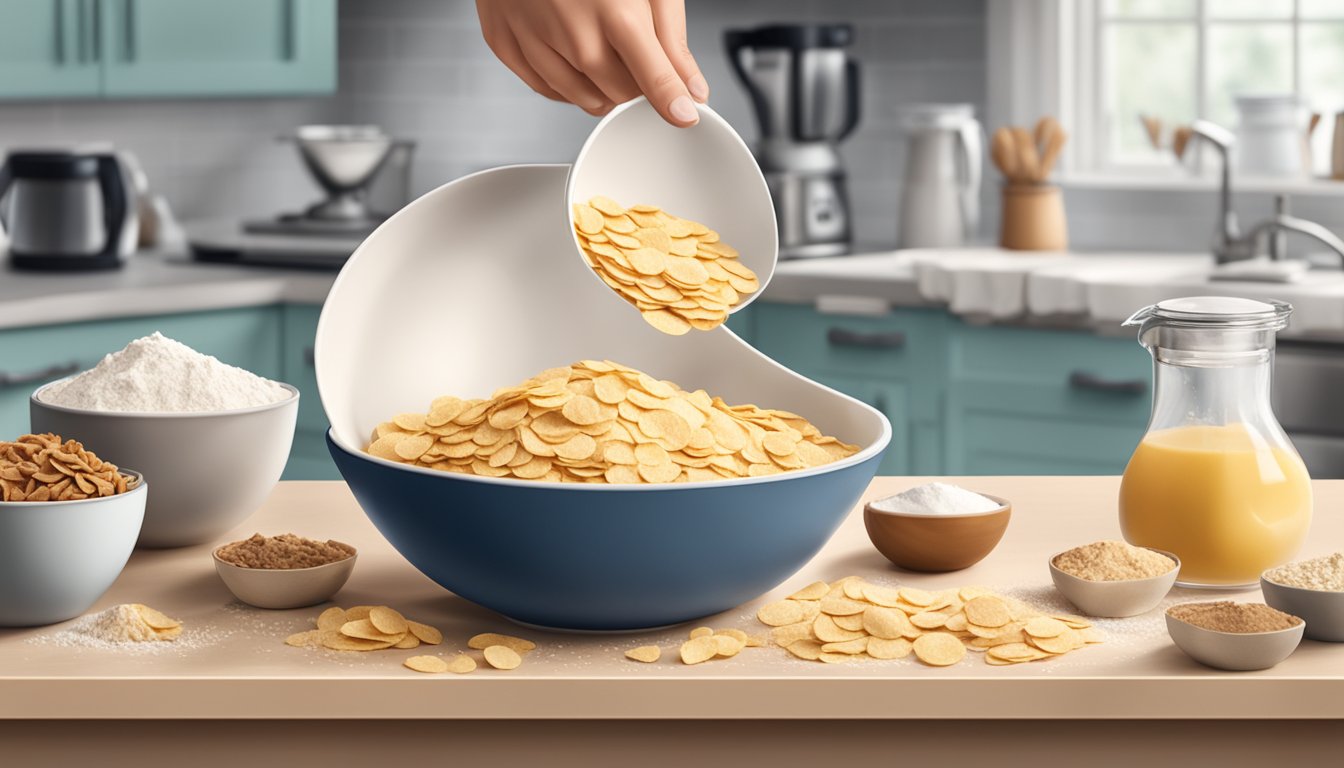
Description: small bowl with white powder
xmin=31 ymin=333 xmax=298 ymax=548
xmin=863 ymin=482 xmax=1011 ymax=572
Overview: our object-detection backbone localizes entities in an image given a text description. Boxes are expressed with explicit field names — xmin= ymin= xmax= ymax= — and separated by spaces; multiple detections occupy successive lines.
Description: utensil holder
xmin=1000 ymin=183 xmax=1067 ymax=251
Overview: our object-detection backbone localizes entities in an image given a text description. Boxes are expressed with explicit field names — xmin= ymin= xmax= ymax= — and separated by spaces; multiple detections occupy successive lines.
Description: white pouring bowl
xmin=567 ymin=97 xmax=777 ymax=315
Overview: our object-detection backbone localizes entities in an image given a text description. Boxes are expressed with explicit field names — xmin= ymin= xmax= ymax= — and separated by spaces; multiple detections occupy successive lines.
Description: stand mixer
xmin=244 ymin=125 xmax=413 ymax=237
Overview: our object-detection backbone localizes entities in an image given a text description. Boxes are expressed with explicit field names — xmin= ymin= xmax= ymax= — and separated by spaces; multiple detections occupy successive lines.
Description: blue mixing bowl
xmin=329 ymin=432 xmax=882 ymax=630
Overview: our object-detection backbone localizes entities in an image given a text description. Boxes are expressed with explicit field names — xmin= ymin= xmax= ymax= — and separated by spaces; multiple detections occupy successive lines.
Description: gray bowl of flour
xmin=30 ymin=333 xmax=298 ymax=549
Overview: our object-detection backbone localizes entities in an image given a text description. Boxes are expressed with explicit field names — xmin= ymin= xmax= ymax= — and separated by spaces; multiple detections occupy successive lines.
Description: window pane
xmin=1103 ymin=0 xmax=1195 ymax=17
xmin=1207 ymin=0 xmax=1293 ymax=18
xmin=1104 ymin=23 xmax=1197 ymax=159
xmin=1301 ymin=24 xmax=1344 ymax=111
xmin=1301 ymin=0 xmax=1344 ymax=19
xmin=1205 ymin=23 xmax=1293 ymax=126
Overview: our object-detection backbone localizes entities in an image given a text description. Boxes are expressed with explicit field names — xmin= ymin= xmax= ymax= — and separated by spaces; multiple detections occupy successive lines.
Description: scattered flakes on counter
xmin=1053 ymin=540 xmax=1177 ymax=581
xmin=676 ymin=625 xmax=764 ymax=665
xmin=0 ymin=433 xmax=139 ymax=502
xmin=285 ymin=605 xmax=442 ymax=654
xmin=446 ymin=654 xmax=477 ymax=674
xmin=572 ymin=196 xmax=759 ymax=334
xmin=39 ymin=332 xmax=291 ymax=412
xmin=214 ymin=533 xmax=355 ymax=570
xmin=31 ymin=603 xmax=183 ymax=651
xmin=756 ymin=576 xmax=1103 ymax=667
xmin=1264 ymin=552 xmax=1344 ymax=591
xmin=404 ymin=655 xmax=449 ymax=674
xmin=365 ymin=360 xmax=859 ymax=484
xmin=483 ymin=645 xmax=523 ymax=670
xmin=1167 ymin=602 xmax=1301 ymax=633
xmin=467 ymin=632 xmax=536 ymax=653
xmin=625 ymin=645 xmax=661 ymax=663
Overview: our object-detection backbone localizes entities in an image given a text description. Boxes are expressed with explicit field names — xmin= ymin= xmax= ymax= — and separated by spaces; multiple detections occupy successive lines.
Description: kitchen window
xmin=1000 ymin=0 xmax=1344 ymax=180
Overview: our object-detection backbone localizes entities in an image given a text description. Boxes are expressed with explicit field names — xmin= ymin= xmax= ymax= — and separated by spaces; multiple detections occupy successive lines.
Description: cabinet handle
xmin=303 ymin=346 xmax=315 ymax=367
xmin=90 ymin=0 xmax=100 ymax=61
xmin=281 ymin=0 xmax=296 ymax=60
xmin=1068 ymin=371 xmax=1147 ymax=396
xmin=121 ymin=0 xmax=134 ymax=62
xmin=0 ymin=361 xmax=80 ymax=388
xmin=826 ymin=327 xmax=906 ymax=350
xmin=54 ymin=0 xmax=65 ymax=64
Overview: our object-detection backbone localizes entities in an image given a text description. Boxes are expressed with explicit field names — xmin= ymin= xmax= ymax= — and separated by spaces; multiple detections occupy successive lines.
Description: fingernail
xmin=688 ymin=74 xmax=709 ymax=102
xmin=669 ymin=95 xmax=699 ymax=125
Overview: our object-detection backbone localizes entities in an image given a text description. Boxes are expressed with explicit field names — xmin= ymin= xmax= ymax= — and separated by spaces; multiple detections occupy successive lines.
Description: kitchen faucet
xmin=1191 ymin=119 xmax=1344 ymax=265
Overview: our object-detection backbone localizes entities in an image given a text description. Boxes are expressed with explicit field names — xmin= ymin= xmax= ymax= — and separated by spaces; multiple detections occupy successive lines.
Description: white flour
xmin=868 ymin=482 xmax=1002 ymax=516
xmin=29 ymin=604 xmax=197 ymax=653
xmin=40 ymin=332 xmax=290 ymax=413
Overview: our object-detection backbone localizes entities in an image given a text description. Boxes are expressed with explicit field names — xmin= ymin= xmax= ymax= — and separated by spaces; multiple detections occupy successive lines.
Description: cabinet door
xmin=0 ymin=308 xmax=282 ymax=440
xmin=0 ymin=0 xmax=100 ymax=98
xmin=281 ymin=303 xmax=340 ymax=480
xmin=812 ymin=373 xmax=910 ymax=476
xmin=98 ymin=0 xmax=335 ymax=97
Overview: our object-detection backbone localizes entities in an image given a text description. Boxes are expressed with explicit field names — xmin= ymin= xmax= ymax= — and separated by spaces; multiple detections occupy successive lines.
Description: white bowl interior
xmin=567 ymin=97 xmax=777 ymax=313
xmin=317 ymin=164 xmax=885 ymax=472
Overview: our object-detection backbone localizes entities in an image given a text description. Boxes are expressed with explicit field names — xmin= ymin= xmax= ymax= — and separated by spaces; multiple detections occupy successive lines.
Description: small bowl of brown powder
xmin=213 ymin=533 xmax=356 ymax=610
xmin=1261 ymin=552 xmax=1344 ymax=642
xmin=1048 ymin=540 xmax=1179 ymax=618
xmin=1166 ymin=601 xmax=1304 ymax=671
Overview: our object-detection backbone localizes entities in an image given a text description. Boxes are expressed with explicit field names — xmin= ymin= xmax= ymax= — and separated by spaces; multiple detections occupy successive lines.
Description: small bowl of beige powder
xmin=1165 ymin=601 xmax=1304 ymax=671
xmin=1048 ymin=540 xmax=1179 ymax=618
xmin=1261 ymin=552 xmax=1344 ymax=642
xmin=213 ymin=533 xmax=356 ymax=610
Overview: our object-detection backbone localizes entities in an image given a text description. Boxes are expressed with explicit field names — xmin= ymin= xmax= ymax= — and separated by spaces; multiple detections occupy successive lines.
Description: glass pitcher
xmin=1118 ymin=297 xmax=1312 ymax=588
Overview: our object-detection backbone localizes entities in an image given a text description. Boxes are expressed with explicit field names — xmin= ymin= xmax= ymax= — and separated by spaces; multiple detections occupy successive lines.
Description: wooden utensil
xmin=1037 ymin=125 xmax=1068 ymax=180
xmin=1172 ymin=125 xmax=1193 ymax=160
xmin=1012 ymin=126 xmax=1040 ymax=182
xmin=1140 ymin=115 xmax=1163 ymax=149
xmin=991 ymin=127 xmax=1019 ymax=181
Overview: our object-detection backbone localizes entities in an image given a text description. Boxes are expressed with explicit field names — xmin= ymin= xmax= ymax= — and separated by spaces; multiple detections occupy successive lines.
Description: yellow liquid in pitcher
xmin=1119 ymin=423 xmax=1312 ymax=586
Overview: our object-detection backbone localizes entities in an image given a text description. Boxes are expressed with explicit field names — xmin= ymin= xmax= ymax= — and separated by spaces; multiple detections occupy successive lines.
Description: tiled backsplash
xmin=0 ymin=0 xmax=986 ymax=247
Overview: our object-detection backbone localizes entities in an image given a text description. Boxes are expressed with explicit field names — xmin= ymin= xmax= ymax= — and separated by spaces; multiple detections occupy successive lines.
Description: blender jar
xmin=1118 ymin=296 xmax=1312 ymax=588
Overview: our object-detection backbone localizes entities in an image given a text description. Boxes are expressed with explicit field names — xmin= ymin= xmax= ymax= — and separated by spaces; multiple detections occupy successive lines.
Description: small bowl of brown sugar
xmin=1049 ymin=540 xmax=1179 ymax=618
xmin=213 ymin=533 xmax=356 ymax=609
xmin=1166 ymin=601 xmax=1304 ymax=671
xmin=1261 ymin=552 xmax=1344 ymax=642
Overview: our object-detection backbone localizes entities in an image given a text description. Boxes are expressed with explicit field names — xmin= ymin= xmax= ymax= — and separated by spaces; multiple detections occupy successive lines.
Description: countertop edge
xmin=2 ymin=677 xmax=1340 ymax=720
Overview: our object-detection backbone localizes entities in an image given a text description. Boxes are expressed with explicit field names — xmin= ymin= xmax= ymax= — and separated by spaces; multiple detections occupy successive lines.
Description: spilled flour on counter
xmin=29 ymin=604 xmax=209 ymax=654
xmin=40 ymin=332 xmax=291 ymax=412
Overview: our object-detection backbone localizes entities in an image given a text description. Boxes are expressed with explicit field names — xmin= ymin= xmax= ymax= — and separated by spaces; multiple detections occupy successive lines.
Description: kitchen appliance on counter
xmin=725 ymin=24 xmax=860 ymax=259
xmin=896 ymin=103 xmax=982 ymax=248
xmin=0 ymin=150 xmax=138 ymax=270
xmin=187 ymin=125 xmax=414 ymax=269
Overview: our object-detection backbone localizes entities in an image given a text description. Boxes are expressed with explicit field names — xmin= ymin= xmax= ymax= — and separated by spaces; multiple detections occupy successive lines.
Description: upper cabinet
xmin=0 ymin=0 xmax=101 ymax=98
xmin=0 ymin=0 xmax=335 ymax=101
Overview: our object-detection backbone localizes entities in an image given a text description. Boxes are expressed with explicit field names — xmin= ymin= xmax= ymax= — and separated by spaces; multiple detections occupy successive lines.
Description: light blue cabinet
xmin=0 ymin=0 xmax=101 ymax=98
xmin=748 ymin=301 xmax=1150 ymax=476
xmin=280 ymin=303 xmax=340 ymax=480
xmin=100 ymin=0 xmax=336 ymax=97
xmin=0 ymin=307 xmax=282 ymax=438
xmin=0 ymin=0 xmax=335 ymax=100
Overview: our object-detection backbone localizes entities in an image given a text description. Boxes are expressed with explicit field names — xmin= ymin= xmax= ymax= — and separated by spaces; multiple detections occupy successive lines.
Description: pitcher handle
xmin=956 ymin=119 xmax=983 ymax=241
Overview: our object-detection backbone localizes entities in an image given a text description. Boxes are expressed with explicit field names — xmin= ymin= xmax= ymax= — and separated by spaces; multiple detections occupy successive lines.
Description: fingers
xmin=479 ymin=18 xmax=565 ymax=102
xmin=514 ymin=29 xmax=613 ymax=115
xmin=649 ymin=0 xmax=707 ymax=102
xmin=603 ymin=6 xmax=699 ymax=127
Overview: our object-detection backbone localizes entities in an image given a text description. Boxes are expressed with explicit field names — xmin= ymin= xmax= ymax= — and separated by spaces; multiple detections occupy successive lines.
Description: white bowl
xmin=313 ymin=163 xmax=891 ymax=629
xmin=31 ymin=386 xmax=299 ymax=548
xmin=317 ymin=164 xmax=883 ymax=464
xmin=1049 ymin=547 xmax=1180 ymax=618
xmin=213 ymin=549 xmax=356 ymax=610
xmin=1166 ymin=612 xmax=1304 ymax=671
xmin=0 ymin=471 xmax=146 ymax=626
xmin=567 ymin=97 xmax=777 ymax=314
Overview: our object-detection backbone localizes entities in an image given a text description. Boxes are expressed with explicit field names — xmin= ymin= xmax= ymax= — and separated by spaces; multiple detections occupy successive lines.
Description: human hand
xmin=475 ymin=0 xmax=708 ymax=126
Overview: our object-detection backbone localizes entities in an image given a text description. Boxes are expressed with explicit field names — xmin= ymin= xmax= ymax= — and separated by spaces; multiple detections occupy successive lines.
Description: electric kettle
xmin=0 ymin=150 xmax=138 ymax=270
xmin=895 ymin=103 xmax=983 ymax=248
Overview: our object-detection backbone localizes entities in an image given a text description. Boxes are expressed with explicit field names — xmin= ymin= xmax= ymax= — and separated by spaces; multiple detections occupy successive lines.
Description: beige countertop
xmin=0 ymin=252 xmax=336 ymax=330
xmin=2 ymin=476 xmax=1341 ymax=721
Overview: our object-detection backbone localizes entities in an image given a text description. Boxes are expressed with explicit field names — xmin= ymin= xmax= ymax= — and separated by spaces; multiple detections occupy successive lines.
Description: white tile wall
xmin=0 ymin=0 xmax=987 ymax=247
